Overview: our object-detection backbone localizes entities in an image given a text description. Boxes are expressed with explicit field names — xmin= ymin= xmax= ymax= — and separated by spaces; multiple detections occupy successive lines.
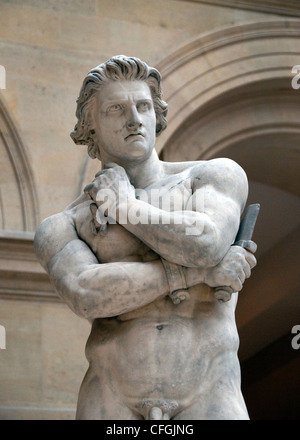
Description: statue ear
xmin=87 ymin=129 xmax=102 ymax=160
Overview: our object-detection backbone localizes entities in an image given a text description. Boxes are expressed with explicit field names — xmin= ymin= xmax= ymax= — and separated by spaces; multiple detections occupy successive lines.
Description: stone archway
xmin=0 ymin=95 xmax=39 ymax=232
xmin=156 ymin=20 xmax=300 ymax=155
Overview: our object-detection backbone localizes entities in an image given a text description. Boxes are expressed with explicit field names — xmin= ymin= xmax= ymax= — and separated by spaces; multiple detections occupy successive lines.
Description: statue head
xmin=70 ymin=55 xmax=168 ymax=160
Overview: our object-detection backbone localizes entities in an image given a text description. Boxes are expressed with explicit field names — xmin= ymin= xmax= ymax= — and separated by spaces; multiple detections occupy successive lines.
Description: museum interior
xmin=0 ymin=0 xmax=299 ymax=420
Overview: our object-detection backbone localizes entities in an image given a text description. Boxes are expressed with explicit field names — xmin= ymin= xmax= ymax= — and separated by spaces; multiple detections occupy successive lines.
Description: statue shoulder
xmin=161 ymin=158 xmax=248 ymax=206
xmin=195 ymin=158 xmax=247 ymax=182
xmin=189 ymin=158 xmax=248 ymax=207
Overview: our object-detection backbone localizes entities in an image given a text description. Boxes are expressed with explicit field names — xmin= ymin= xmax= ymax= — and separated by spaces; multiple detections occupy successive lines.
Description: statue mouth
xmin=125 ymin=132 xmax=145 ymax=141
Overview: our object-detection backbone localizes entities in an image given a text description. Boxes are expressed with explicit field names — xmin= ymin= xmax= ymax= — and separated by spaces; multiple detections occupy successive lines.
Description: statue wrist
xmin=160 ymin=258 xmax=190 ymax=305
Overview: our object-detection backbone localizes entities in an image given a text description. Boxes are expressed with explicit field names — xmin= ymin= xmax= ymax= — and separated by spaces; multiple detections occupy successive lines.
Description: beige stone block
xmin=0 ymin=298 xmax=90 ymax=418
xmin=95 ymin=0 xmax=279 ymax=39
xmin=0 ymin=4 xmax=59 ymax=49
xmin=40 ymin=303 xmax=90 ymax=405
xmin=58 ymin=12 xmax=187 ymax=61
xmin=0 ymin=406 xmax=76 ymax=420
xmin=0 ymin=300 xmax=43 ymax=406
xmin=0 ymin=42 xmax=94 ymax=92
xmin=14 ymin=78 xmax=88 ymax=217
xmin=0 ymin=79 xmax=19 ymax=124
xmin=1 ymin=0 xmax=97 ymax=16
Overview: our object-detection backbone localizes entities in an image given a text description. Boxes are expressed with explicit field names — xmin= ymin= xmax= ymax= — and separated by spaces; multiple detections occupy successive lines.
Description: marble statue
xmin=34 ymin=55 xmax=257 ymax=420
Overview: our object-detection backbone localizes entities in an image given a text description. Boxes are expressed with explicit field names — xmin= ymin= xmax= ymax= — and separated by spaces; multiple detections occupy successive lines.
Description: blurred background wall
xmin=0 ymin=0 xmax=299 ymax=420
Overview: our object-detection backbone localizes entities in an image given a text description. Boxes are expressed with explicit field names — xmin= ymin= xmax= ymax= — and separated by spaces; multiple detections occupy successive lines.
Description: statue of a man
xmin=34 ymin=55 xmax=257 ymax=420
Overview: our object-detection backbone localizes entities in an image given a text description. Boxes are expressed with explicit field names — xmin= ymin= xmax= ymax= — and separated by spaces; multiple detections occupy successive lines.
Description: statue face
xmin=94 ymin=80 xmax=156 ymax=164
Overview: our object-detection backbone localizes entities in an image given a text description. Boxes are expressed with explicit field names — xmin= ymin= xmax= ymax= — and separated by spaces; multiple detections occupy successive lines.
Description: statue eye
xmin=137 ymin=101 xmax=150 ymax=112
xmin=107 ymin=104 xmax=123 ymax=113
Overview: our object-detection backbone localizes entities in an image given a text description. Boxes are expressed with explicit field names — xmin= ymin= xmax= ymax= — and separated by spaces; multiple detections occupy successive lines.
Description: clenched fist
xmin=204 ymin=242 xmax=257 ymax=294
xmin=84 ymin=162 xmax=136 ymax=227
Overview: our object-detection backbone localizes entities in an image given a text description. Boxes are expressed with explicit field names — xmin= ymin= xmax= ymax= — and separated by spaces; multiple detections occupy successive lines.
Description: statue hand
xmin=204 ymin=244 xmax=257 ymax=293
xmin=84 ymin=162 xmax=135 ymax=223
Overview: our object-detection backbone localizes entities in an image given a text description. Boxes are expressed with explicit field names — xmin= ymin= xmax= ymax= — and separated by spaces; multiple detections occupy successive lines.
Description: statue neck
xmin=125 ymin=151 xmax=164 ymax=189
xmin=101 ymin=150 xmax=164 ymax=189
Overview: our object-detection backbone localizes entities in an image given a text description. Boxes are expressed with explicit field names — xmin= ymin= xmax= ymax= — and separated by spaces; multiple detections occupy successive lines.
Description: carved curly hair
xmin=70 ymin=55 xmax=168 ymax=160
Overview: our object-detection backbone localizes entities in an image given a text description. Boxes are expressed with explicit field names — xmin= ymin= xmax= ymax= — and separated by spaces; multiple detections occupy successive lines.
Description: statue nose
xmin=126 ymin=107 xmax=142 ymax=129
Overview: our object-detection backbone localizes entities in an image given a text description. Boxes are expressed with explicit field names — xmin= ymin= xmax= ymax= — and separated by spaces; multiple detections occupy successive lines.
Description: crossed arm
xmin=34 ymin=209 xmax=210 ymax=319
xmin=35 ymin=210 xmax=255 ymax=319
xmin=84 ymin=158 xmax=249 ymax=267
xmin=34 ymin=159 xmax=256 ymax=320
